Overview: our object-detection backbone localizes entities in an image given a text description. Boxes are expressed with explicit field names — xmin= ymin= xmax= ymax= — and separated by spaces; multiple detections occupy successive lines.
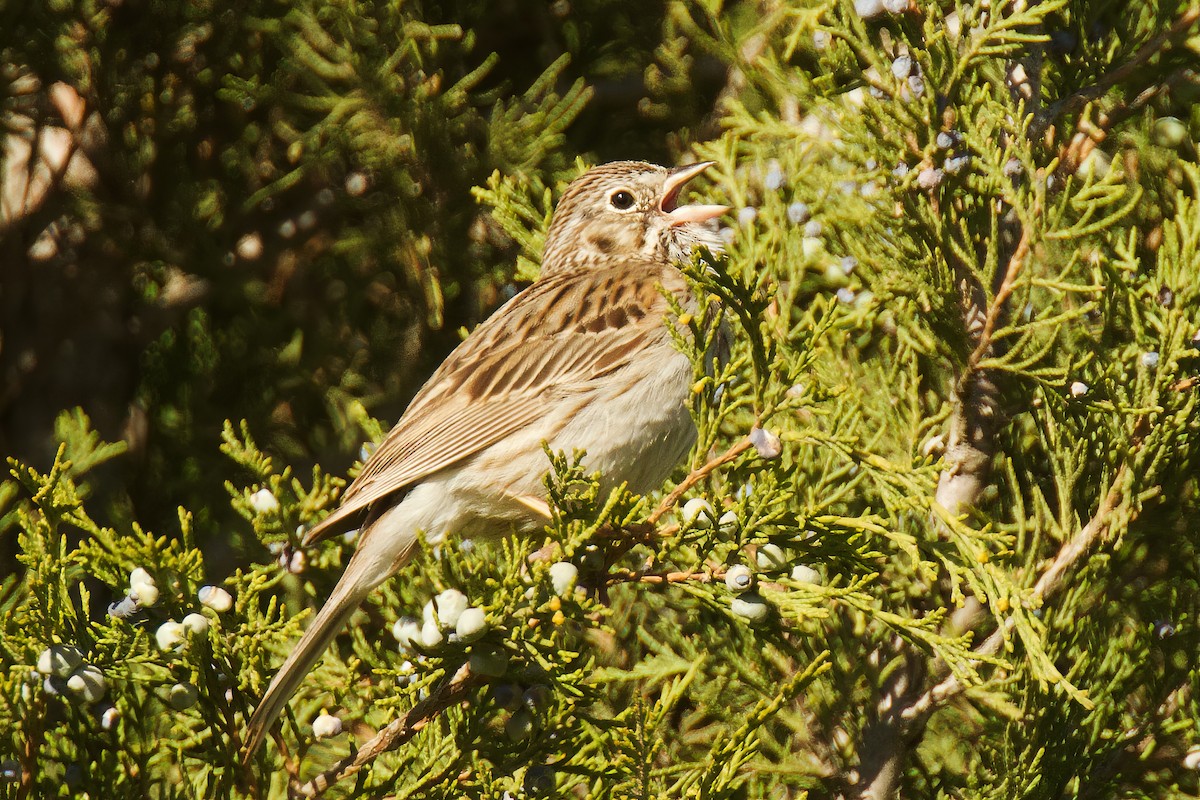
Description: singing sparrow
xmin=244 ymin=160 xmax=728 ymax=757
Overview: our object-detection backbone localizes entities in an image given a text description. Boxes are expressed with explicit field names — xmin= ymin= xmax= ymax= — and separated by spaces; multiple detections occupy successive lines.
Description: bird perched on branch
xmin=243 ymin=160 xmax=729 ymax=758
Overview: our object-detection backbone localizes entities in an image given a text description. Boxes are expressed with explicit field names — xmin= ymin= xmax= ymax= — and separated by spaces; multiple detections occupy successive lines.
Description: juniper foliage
xmin=2 ymin=1 xmax=1200 ymax=798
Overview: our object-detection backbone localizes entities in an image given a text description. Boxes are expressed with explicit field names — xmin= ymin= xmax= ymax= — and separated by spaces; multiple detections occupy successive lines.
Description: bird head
xmin=540 ymin=161 xmax=729 ymax=274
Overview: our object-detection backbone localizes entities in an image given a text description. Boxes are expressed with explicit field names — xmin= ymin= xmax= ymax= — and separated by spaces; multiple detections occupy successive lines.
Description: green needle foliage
xmin=2 ymin=1 xmax=1200 ymax=798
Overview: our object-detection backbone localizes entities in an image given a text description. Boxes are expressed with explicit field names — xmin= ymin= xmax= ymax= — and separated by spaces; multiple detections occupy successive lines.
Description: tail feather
xmin=242 ymin=560 xmax=376 ymax=760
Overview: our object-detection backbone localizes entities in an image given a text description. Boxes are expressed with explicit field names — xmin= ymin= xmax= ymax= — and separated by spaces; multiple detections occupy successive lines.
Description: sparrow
xmin=244 ymin=160 xmax=728 ymax=757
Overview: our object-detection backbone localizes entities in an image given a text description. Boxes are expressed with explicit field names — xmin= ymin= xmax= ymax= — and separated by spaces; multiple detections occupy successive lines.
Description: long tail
xmin=243 ymin=499 xmax=419 ymax=760
xmin=242 ymin=557 xmax=377 ymax=759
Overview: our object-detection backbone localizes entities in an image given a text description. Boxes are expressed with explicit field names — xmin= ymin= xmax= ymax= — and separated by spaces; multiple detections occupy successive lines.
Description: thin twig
xmin=853 ymin=186 xmax=1037 ymax=800
xmin=1034 ymin=7 xmax=1199 ymax=135
xmin=964 ymin=211 xmax=1036 ymax=374
xmin=1060 ymin=68 xmax=1196 ymax=172
xmin=294 ymin=663 xmax=478 ymax=798
xmin=647 ymin=437 xmax=753 ymax=525
xmin=900 ymin=469 xmax=1127 ymax=726
xmin=606 ymin=567 xmax=725 ymax=586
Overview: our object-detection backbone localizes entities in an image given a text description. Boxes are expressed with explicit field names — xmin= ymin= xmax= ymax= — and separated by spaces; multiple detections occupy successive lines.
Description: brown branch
xmin=1059 ymin=68 xmax=1196 ymax=173
xmin=853 ymin=465 xmax=1130 ymax=799
xmin=294 ymin=662 xmax=479 ymax=798
xmin=964 ymin=211 xmax=1036 ymax=374
xmin=852 ymin=198 xmax=1037 ymax=800
xmin=647 ymin=437 xmax=753 ymax=525
xmin=1035 ymin=7 xmax=1199 ymax=135
xmin=900 ymin=469 xmax=1127 ymax=727
xmin=606 ymin=566 xmax=726 ymax=586
xmin=1173 ymin=376 xmax=1198 ymax=393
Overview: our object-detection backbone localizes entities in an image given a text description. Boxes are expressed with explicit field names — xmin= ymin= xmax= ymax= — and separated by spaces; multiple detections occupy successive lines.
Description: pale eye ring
xmin=609 ymin=189 xmax=636 ymax=211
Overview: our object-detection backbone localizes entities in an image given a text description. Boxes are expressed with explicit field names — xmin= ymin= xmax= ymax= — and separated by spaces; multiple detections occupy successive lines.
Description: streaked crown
xmin=540 ymin=160 xmax=727 ymax=275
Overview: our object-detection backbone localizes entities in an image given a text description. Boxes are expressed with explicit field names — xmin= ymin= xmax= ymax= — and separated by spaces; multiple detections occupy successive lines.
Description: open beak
xmin=659 ymin=161 xmax=729 ymax=226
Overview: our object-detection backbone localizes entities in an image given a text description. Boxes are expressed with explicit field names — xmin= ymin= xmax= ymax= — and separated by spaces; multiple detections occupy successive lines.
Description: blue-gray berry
xmin=731 ymin=593 xmax=771 ymax=623
xmin=944 ymin=154 xmax=971 ymax=175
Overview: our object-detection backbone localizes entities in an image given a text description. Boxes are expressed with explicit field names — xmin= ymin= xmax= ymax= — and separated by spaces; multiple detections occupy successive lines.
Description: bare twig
xmin=1059 ymin=68 xmax=1197 ymax=172
xmin=606 ymin=566 xmax=725 ymax=586
xmin=294 ymin=662 xmax=479 ymax=798
xmin=900 ymin=470 xmax=1126 ymax=727
xmin=647 ymin=436 xmax=753 ymax=525
xmin=1034 ymin=7 xmax=1200 ymax=136
xmin=851 ymin=175 xmax=1040 ymax=800
xmin=964 ymin=212 xmax=1036 ymax=375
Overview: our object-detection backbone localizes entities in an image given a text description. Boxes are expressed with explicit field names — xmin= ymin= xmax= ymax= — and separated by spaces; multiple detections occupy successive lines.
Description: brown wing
xmin=303 ymin=260 xmax=678 ymax=544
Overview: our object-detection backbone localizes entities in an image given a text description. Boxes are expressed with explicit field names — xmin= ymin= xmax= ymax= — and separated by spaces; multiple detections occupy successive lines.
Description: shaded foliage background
xmin=0 ymin=0 xmax=724 ymax=563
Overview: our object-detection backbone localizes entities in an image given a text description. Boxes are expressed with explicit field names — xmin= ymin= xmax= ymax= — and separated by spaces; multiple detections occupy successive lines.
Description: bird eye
xmin=609 ymin=190 xmax=635 ymax=211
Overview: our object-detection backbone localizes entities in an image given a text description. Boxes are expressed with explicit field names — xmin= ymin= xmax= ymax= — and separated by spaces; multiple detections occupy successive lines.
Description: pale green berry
xmin=37 ymin=645 xmax=83 ymax=678
xmin=548 ymin=561 xmax=579 ymax=596
xmin=455 ymin=608 xmax=488 ymax=643
xmin=1075 ymin=149 xmax=1110 ymax=179
xmin=66 ymin=665 xmax=108 ymax=704
xmin=718 ymin=511 xmax=739 ymax=536
xmin=131 ymin=581 xmax=160 ymax=607
xmin=166 ymin=682 xmax=198 ymax=710
xmin=129 ymin=567 xmax=160 ymax=606
xmin=248 ymin=488 xmax=279 ymax=513
xmin=682 ymin=498 xmax=714 ymax=528
xmin=791 ymin=565 xmax=821 ymax=584
xmin=100 ymin=705 xmax=121 ymax=730
xmin=392 ymin=617 xmax=421 ymax=649
xmin=731 ymin=593 xmax=771 ymax=623
xmin=420 ymin=620 xmax=444 ymax=649
xmin=181 ymin=613 xmax=209 ymax=636
xmin=756 ymin=543 xmax=787 ymax=571
xmin=1153 ymin=116 xmax=1188 ymax=148
xmin=198 ymin=585 xmax=233 ymax=612
xmin=155 ymin=621 xmax=187 ymax=652
xmin=312 ymin=711 xmax=343 ymax=739
xmin=427 ymin=589 xmax=469 ymax=629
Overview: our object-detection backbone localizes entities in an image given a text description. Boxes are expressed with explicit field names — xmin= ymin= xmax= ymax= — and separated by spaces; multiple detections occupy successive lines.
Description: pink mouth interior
xmin=660 ymin=183 xmax=683 ymax=213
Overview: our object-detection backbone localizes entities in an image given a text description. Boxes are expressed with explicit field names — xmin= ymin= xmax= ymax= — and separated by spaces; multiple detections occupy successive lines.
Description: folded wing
xmin=303 ymin=261 xmax=675 ymax=545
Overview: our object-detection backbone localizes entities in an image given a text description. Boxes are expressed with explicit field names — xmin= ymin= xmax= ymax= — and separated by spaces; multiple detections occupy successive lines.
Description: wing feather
xmin=303 ymin=260 xmax=679 ymax=545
